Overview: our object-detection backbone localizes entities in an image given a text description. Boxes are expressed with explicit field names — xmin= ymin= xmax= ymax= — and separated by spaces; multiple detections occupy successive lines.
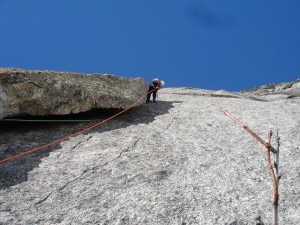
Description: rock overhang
xmin=0 ymin=68 xmax=148 ymax=119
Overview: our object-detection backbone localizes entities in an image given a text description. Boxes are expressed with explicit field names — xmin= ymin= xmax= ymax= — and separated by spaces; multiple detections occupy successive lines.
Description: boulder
xmin=0 ymin=68 xmax=148 ymax=119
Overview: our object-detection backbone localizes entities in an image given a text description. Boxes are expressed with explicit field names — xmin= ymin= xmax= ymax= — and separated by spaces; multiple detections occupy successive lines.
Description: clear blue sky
xmin=1 ymin=0 xmax=299 ymax=91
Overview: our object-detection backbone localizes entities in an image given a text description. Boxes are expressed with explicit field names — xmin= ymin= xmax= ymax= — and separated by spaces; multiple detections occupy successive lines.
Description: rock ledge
xmin=0 ymin=68 xmax=148 ymax=119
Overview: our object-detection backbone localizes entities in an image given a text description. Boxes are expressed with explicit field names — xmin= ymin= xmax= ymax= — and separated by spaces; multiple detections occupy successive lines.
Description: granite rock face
xmin=0 ymin=80 xmax=299 ymax=225
xmin=242 ymin=79 xmax=300 ymax=98
xmin=0 ymin=68 xmax=148 ymax=119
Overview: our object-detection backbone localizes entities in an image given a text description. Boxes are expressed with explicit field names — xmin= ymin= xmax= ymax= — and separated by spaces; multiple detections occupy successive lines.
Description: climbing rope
xmin=0 ymin=88 xmax=158 ymax=164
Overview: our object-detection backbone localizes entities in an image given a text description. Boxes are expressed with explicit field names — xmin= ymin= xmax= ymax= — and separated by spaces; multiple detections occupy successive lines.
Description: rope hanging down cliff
xmin=0 ymin=88 xmax=159 ymax=164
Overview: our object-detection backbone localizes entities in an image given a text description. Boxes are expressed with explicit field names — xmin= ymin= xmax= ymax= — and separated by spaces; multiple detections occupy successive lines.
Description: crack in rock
xmin=34 ymin=138 xmax=142 ymax=205
xmin=117 ymin=138 xmax=141 ymax=159
xmin=57 ymin=168 xmax=90 ymax=192
xmin=160 ymin=106 xmax=181 ymax=134
xmin=34 ymin=191 xmax=54 ymax=205
xmin=28 ymin=81 xmax=43 ymax=89
xmin=70 ymin=141 xmax=83 ymax=151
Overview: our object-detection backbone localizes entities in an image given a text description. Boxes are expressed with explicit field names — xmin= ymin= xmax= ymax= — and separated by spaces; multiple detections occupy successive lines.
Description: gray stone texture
xmin=0 ymin=68 xmax=148 ymax=119
xmin=0 ymin=80 xmax=299 ymax=225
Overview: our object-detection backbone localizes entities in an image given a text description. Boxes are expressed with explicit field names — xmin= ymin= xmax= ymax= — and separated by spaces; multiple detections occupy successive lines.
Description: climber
xmin=146 ymin=78 xmax=165 ymax=103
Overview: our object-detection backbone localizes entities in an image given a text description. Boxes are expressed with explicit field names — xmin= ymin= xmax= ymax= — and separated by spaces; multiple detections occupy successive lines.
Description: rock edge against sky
xmin=0 ymin=73 xmax=299 ymax=224
xmin=0 ymin=68 xmax=148 ymax=119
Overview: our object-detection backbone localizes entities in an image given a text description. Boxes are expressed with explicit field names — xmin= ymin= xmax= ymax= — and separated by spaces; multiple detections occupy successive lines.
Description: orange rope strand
xmin=0 ymin=89 xmax=155 ymax=164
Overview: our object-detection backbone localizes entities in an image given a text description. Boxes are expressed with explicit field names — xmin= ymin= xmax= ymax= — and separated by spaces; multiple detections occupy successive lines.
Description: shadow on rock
xmin=0 ymin=100 xmax=181 ymax=189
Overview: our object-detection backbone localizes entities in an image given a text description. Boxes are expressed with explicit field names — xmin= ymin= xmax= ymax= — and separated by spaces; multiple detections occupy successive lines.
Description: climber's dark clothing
xmin=146 ymin=79 xmax=161 ymax=103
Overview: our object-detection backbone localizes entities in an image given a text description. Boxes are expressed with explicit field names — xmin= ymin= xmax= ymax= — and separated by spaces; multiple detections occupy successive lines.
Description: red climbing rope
xmin=0 ymin=89 xmax=157 ymax=164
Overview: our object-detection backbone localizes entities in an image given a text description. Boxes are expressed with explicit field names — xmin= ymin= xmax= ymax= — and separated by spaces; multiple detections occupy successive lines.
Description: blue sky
xmin=0 ymin=0 xmax=299 ymax=91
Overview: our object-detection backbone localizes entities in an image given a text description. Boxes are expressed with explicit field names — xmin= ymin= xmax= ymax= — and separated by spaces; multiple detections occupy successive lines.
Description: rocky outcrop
xmin=242 ymin=79 xmax=300 ymax=96
xmin=0 ymin=68 xmax=148 ymax=119
xmin=0 ymin=82 xmax=299 ymax=225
